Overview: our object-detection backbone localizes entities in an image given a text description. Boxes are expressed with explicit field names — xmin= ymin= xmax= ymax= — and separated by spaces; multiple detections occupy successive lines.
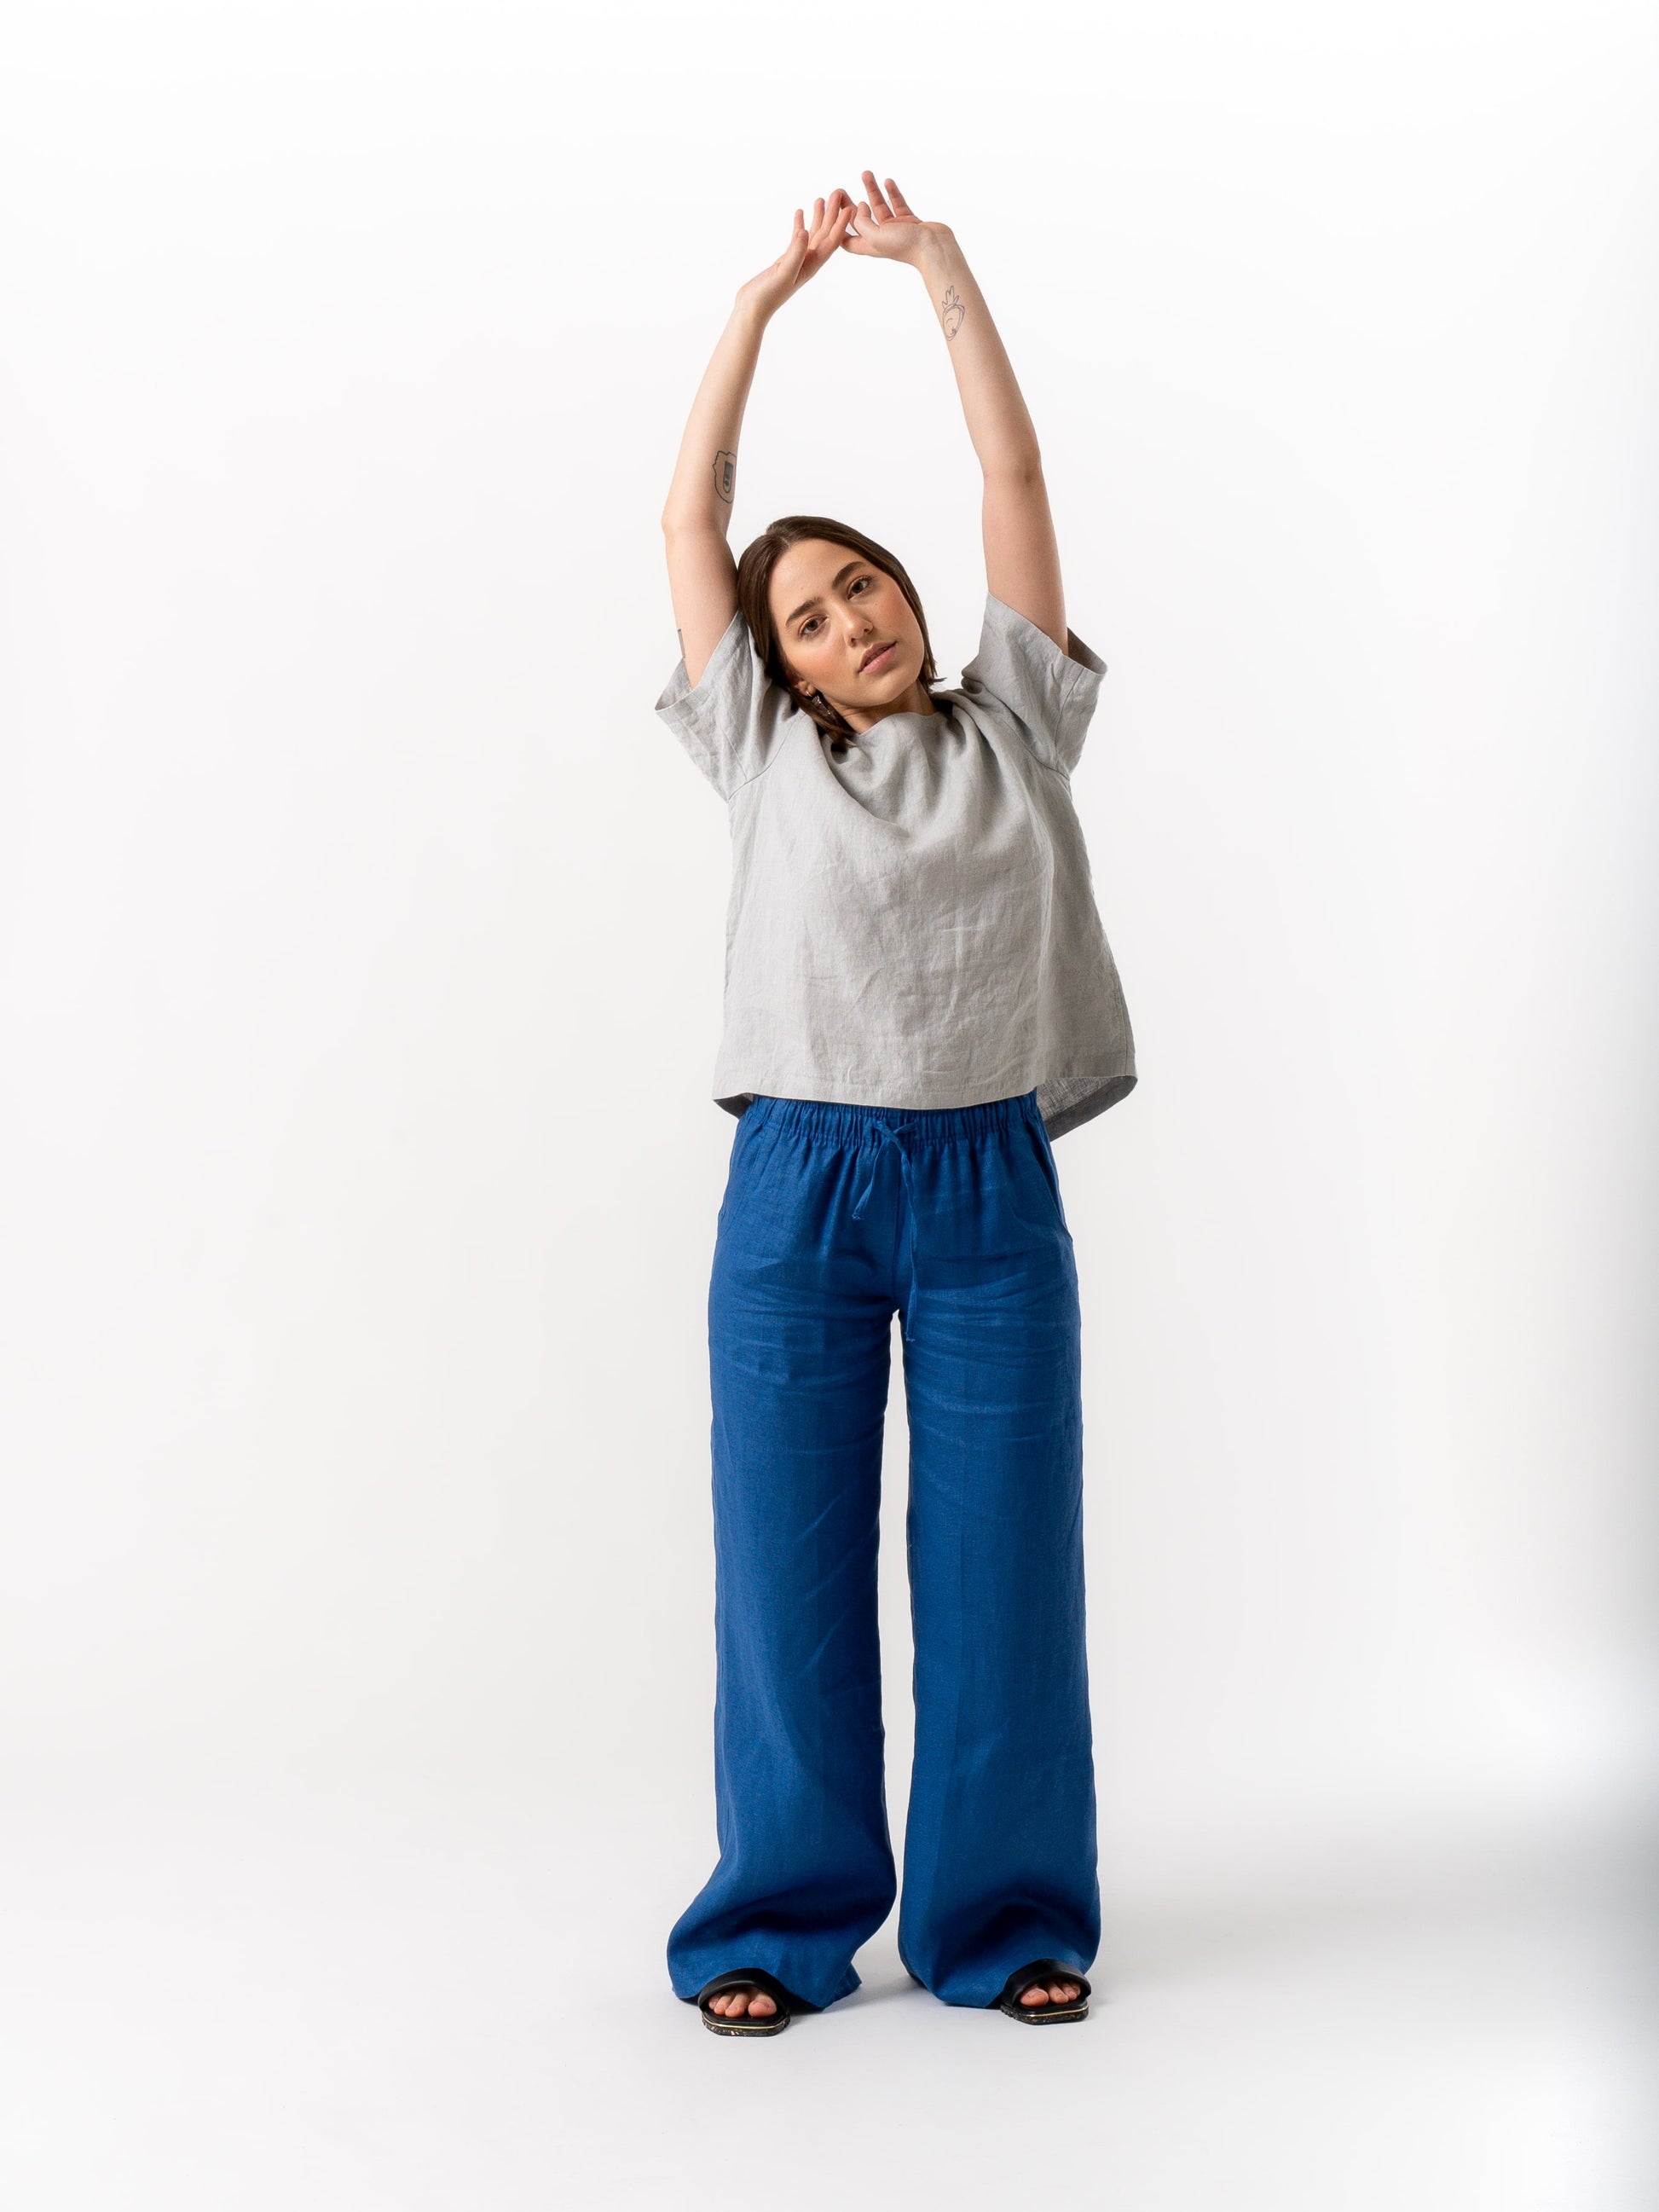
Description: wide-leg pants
xmin=667 ymin=1090 xmax=1099 ymax=2012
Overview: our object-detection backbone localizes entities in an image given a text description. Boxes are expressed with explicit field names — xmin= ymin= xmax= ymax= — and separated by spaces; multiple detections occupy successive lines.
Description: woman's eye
xmin=850 ymin=576 xmax=870 ymax=594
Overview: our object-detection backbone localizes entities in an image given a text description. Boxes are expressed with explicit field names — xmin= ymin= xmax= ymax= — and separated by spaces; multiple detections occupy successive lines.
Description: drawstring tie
xmin=848 ymin=1119 xmax=922 ymax=1342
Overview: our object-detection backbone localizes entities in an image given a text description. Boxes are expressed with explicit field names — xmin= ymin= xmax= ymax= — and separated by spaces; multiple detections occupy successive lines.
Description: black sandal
xmin=697 ymin=1966 xmax=801 ymax=2036
xmin=994 ymin=1958 xmax=1092 ymax=2024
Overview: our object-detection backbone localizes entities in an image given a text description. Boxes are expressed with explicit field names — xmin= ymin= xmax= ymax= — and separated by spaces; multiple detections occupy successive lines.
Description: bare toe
xmin=708 ymin=1981 xmax=780 ymax=2019
xmin=1020 ymin=1983 xmax=1051 ymax=2006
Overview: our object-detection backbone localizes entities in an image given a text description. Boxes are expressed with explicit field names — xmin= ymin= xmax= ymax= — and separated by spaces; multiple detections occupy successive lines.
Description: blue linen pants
xmin=667 ymin=1090 xmax=1100 ymax=2012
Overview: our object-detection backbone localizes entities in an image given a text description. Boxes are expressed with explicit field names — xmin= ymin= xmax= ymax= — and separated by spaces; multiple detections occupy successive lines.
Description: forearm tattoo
xmin=712 ymin=449 xmax=737 ymax=503
xmin=939 ymin=285 xmax=966 ymax=341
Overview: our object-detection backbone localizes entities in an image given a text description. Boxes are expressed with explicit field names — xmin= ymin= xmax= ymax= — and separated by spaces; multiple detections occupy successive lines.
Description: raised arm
xmin=662 ymin=195 xmax=856 ymax=688
xmin=841 ymin=172 xmax=1068 ymax=655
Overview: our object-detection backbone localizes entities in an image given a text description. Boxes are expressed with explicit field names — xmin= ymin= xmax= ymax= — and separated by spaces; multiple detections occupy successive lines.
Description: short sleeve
xmin=957 ymin=592 xmax=1107 ymax=775
xmin=653 ymin=607 xmax=801 ymax=801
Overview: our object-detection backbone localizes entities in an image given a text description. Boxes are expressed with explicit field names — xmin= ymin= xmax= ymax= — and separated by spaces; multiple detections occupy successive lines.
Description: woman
xmin=656 ymin=174 xmax=1136 ymax=2035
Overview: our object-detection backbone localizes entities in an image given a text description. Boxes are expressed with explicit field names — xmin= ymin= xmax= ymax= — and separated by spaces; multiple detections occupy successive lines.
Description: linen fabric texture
xmin=654 ymin=592 xmax=1137 ymax=1139
xmin=666 ymin=1090 xmax=1098 ymax=2012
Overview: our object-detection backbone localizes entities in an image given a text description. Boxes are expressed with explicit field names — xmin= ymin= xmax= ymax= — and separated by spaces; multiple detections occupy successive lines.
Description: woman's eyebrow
xmin=785 ymin=560 xmax=863 ymax=626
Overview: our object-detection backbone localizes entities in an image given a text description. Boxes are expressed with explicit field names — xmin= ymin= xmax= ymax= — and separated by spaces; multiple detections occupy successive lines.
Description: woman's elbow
xmin=986 ymin=450 xmax=1045 ymax=489
xmin=661 ymin=507 xmax=709 ymax=542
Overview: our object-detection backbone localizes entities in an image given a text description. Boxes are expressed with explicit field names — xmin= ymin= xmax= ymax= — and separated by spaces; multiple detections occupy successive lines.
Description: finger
xmin=883 ymin=177 xmax=917 ymax=219
xmin=861 ymin=169 xmax=893 ymax=220
xmin=815 ymin=200 xmax=856 ymax=261
xmin=841 ymin=202 xmax=877 ymax=254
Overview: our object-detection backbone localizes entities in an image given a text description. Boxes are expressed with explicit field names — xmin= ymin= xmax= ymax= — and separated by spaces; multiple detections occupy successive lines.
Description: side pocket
xmin=1026 ymin=1111 xmax=1072 ymax=1238
xmin=715 ymin=1105 xmax=768 ymax=1242
xmin=716 ymin=1117 xmax=744 ymax=1234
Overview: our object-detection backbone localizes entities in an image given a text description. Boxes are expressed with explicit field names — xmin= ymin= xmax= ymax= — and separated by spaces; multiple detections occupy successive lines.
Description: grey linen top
xmin=654 ymin=590 xmax=1136 ymax=1139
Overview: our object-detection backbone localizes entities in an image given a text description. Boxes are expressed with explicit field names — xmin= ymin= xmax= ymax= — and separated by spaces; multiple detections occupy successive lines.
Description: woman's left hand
xmin=838 ymin=171 xmax=941 ymax=264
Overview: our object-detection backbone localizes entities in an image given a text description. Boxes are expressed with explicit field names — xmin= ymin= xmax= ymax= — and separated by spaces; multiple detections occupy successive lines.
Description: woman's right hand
xmin=736 ymin=193 xmax=857 ymax=320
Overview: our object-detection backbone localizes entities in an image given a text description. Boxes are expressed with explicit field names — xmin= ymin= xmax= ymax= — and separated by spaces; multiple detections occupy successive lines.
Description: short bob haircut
xmin=736 ymin=514 xmax=942 ymax=739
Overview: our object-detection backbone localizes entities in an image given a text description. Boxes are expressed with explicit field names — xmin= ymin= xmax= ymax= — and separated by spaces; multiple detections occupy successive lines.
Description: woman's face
xmin=766 ymin=538 xmax=929 ymax=727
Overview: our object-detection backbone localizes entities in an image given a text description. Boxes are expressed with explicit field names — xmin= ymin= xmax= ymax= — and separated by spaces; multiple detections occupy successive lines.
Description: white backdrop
xmin=2 ymin=3 xmax=1655 ymax=2206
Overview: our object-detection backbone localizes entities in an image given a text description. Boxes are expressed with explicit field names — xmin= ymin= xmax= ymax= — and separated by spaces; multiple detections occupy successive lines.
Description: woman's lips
xmin=859 ymin=642 xmax=896 ymax=672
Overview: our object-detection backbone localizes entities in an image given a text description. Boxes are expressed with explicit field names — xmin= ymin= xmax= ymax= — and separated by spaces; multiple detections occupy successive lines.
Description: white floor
xmin=3 ymin=1782 xmax=1651 ymax=2211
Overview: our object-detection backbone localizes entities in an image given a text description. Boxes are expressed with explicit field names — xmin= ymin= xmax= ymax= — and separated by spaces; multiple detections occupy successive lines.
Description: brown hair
xmin=735 ymin=514 xmax=941 ymax=738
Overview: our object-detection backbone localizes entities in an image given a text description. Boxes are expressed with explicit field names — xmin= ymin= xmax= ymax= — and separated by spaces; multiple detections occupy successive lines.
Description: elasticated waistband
xmin=743 ymin=1090 xmax=1042 ymax=1149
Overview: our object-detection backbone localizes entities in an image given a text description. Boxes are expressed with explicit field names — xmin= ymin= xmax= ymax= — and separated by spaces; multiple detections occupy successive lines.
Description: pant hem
xmin=668 ymin=1958 xmax=864 ymax=2012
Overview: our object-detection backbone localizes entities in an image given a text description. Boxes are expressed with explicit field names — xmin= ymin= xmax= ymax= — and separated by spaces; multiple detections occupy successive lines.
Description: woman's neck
xmin=841 ymin=680 xmax=938 ymax=732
